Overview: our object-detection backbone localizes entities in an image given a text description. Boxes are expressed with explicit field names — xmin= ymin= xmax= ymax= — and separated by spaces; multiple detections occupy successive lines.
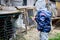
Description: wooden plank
xmin=56 ymin=2 xmax=60 ymax=9
xmin=52 ymin=17 xmax=60 ymax=19
xmin=56 ymin=2 xmax=60 ymax=16
xmin=0 ymin=10 xmax=20 ymax=14
xmin=16 ymin=6 xmax=35 ymax=9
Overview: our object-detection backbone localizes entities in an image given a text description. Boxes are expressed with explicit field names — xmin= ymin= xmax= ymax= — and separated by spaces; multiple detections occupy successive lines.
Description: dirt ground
xmin=15 ymin=26 xmax=60 ymax=40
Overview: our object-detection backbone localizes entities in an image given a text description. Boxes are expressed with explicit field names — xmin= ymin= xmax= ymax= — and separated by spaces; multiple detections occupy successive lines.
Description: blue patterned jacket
xmin=35 ymin=10 xmax=52 ymax=33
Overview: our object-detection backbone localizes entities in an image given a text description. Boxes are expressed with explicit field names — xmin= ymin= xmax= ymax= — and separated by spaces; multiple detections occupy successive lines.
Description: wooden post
xmin=56 ymin=2 xmax=60 ymax=16
xmin=23 ymin=8 xmax=28 ymax=34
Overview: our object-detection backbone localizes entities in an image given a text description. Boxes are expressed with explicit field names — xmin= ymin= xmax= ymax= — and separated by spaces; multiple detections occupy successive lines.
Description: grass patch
xmin=49 ymin=33 xmax=60 ymax=40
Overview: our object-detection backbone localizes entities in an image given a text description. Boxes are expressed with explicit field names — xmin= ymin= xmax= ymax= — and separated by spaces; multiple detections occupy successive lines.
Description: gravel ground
xmin=24 ymin=28 xmax=40 ymax=40
xmin=15 ymin=27 xmax=60 ymax=40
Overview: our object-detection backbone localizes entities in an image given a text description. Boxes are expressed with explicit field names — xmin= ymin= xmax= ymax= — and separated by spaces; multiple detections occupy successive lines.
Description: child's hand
xmin=30 ymin=16 xmax=35 ymax=21
xmin=32 ymin=17 xmax=35 ymax=21
xmin=36 ymin=29 xmax=39 ymax=32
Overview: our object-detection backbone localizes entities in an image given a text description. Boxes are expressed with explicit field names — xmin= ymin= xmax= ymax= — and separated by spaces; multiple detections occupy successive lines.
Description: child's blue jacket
xmin=35 ymin=10 xmax=52 ymax=33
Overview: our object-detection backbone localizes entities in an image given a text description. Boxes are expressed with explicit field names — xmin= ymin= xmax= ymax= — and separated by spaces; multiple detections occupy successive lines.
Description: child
xmin=34 ymin=0 xmax=52 ymax=40
xmin=35 ymin=10 xmax=52 ymax=40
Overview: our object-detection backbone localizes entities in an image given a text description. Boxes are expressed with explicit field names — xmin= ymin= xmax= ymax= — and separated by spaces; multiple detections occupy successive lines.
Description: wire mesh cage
xmin=0 ymin=13 xmax=20 ymax=40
